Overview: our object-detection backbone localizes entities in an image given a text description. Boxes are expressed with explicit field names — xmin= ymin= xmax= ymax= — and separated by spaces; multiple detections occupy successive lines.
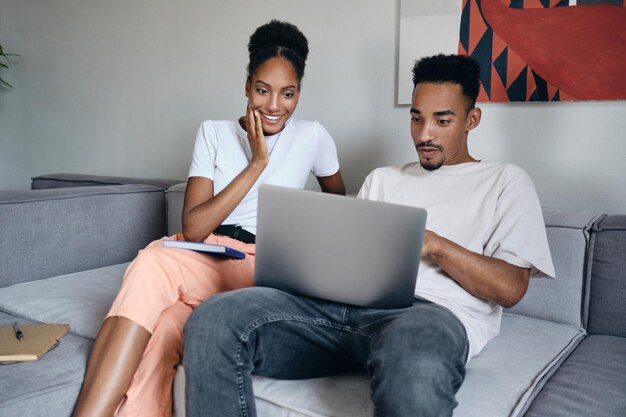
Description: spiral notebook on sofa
xmin=254 ymin=185 xmax=427 ymax=309
xmin=0 ymin=323 xmax=70 ymax=362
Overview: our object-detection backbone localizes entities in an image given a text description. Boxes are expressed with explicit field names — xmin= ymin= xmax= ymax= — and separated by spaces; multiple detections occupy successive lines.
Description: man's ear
xmin=465 ymin=107 xmax=482 ymax=132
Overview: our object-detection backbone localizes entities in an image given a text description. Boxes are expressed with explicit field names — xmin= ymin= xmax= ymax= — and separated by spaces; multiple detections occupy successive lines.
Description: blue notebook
xmin=163 ymin=240 xmax=246 ymax=259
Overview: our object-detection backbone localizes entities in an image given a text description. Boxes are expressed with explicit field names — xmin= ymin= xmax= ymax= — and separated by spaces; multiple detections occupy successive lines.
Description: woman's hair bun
xmin=248 ymin=19 xmax=309 ymax=63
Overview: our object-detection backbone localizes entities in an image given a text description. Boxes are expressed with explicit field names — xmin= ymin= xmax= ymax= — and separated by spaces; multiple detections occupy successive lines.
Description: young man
xmin=182 ymin=54 xmax=555 ymax=417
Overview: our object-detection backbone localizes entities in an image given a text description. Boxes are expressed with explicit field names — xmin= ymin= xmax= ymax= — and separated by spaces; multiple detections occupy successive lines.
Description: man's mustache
xmin=416 ymin=141 xmax=443 ymax=151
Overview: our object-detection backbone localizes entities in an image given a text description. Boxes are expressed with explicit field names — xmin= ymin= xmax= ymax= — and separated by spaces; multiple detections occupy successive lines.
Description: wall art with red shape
xmin=459 ymin=0 xmax=626 ymax=101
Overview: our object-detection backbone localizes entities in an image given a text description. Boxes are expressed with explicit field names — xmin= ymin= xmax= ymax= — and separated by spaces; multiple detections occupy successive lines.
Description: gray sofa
xmin=0 ymin=174 xmax=624 ymax=417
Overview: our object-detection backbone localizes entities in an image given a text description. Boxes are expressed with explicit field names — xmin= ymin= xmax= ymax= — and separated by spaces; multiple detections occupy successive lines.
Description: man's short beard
xmin=420 ymin=160 xmax=443 ymax=171
xmin=416 ymin=141 xmax=444 ymax=171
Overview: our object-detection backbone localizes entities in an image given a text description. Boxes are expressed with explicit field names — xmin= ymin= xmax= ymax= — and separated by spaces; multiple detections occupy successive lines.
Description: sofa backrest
xmin=585 ymin=214 xmax=626 ymax=337
xmin=0 ymin=184 xmax=167 ymax=288
xmin=165 ymin=182 xmax=186 ymax=236
xmin=31 ymin=173 xmax=182 ymax=190
xmin=505 ymin=208 xmax=602 ymax=327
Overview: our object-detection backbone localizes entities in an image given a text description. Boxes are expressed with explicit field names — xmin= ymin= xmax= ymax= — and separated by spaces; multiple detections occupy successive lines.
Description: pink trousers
xmin=106 ymin=234 xmax=256 ymax=417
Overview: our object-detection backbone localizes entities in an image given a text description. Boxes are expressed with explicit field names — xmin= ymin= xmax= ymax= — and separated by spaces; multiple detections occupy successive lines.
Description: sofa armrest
xmin=31 ymin=173 xmax=183 ymax=190
xmin=0 ymin=184 xmax=166 ymax=288
xmin=586 ymin=214 xmax=626 ymax=337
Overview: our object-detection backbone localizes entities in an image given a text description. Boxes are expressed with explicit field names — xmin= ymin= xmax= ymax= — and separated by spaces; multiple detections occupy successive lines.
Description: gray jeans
xmin=183 ymin=287 xmax=468 ymax=417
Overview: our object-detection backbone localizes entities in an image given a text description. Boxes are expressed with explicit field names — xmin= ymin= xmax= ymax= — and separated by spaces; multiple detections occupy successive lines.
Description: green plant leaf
xmin=0 ymin=78 xmax=13 ymax=89
xmin=0 ymin=44 xmax=18 ymax=89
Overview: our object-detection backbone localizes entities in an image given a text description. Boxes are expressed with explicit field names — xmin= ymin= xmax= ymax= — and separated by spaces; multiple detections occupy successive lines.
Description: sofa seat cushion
xmin=0 ymin=263 xmax=127 ymax=339
xmin=453 ymin=315 xmax=584 ymax=417
xmin=172 ymin=314 xmax=585 ymax=417
xmin=0 ymin=312 xmax=93 ymax=417
xmin=523 ymin=335 xmax=626 ymax=417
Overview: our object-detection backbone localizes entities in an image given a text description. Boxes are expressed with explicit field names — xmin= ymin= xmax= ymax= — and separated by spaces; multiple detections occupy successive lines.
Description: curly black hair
xmin=247 ymin=20 xmax=309 ymax=84
xmin=412 ymin=54 xmax=481 ymax=109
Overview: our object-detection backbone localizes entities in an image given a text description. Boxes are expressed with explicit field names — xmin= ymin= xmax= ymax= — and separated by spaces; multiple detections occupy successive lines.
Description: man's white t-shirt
xmin=188 ymin=118 xmax=340 ymax=235
xmin=358 ymin=162 xmax=555 ymax=360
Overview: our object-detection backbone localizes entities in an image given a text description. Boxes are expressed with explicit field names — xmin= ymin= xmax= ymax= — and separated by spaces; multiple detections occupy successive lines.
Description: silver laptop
xmin=254 ymin=184 xmax=427 ymax=309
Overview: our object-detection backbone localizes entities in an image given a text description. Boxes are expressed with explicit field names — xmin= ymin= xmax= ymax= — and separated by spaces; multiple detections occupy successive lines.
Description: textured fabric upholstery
xmin=0 ymin=264 xmax=127 ymax=339
xmin=0 ymin=312 xmax=93 ymax=417
xmin=31 ymin=173 xmax=182 ymax=190
xmin=0 ymin=185 xmax=165 ymax=287
xmin=521 ymin=215 xmax=626 ymax=417
xmin=505 ymin=208 xmax=601 ymax=327
xmin=523 ymin=335 xmax=626 ymax=417
xmin=586 ymin=215 xmax=626 ymax=337
xmin=165 ymin=182 xmax=186 ymax=235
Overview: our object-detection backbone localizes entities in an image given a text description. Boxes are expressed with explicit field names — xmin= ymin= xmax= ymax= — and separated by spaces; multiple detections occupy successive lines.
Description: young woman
xmin=72 ymin=20 xmax=345 ymax=417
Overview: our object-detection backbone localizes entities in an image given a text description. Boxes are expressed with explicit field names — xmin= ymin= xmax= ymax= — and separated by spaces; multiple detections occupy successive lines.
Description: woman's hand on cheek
xmin=246 ymin=107 xmax=270 ymax=167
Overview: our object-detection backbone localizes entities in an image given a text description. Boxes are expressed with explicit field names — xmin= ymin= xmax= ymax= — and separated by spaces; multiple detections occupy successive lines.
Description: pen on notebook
xmin=13 ymin=322 xmax=24 ymax=341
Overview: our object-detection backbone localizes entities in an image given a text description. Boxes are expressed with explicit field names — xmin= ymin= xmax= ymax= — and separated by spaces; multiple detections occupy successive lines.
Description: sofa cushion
xmin=0 ymin=263 xmax=127 ymax=339
xmin=172 ymin=314 xmax=585 ymax=417
xmin=523 ymin=335 xmax=626 ymax=417
xmin=0 ymin=312 xmax=93 ymax=417
xmin=0 ymin=185 xmax=165 ymax=288
xmin=31 ymin=173 xmax=182 ymax=190
xmin=505 ymin=208 xmax=601 ymax=327
xmin=586 ymin=215 xmax=626 ymax=337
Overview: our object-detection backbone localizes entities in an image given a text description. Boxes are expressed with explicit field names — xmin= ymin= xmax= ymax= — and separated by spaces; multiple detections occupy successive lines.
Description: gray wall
xmin=1 ymin=0 xmax=624 ymax=214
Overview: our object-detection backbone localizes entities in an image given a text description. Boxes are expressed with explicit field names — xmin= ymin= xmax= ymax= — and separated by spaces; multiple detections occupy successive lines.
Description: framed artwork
xmin=398 ymin=0 xmax=626 ymax=103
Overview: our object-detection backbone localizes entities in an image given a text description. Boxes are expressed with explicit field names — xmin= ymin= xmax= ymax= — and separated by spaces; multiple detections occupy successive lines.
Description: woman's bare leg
xmin=115 ymin=302 xmax=193 ymax=417
xmin=72 ymin=316 xmax=151 ymax=417
xmin=72 ymin=234 xmax=255 ymax=417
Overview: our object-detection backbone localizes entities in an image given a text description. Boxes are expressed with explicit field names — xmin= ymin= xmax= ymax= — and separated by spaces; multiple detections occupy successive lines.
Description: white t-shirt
xmin=358 ymin=162 xmax=555 ymax=360
xmin=188 ymin=118 xmax=340 ymax=234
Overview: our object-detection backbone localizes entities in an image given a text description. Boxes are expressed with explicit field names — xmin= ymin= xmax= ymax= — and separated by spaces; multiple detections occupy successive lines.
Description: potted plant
xmin=0 ymin=44 xmax=19 ymax=89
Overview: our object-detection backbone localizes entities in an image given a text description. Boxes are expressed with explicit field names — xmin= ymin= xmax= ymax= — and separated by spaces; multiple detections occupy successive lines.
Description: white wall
xmin=1 ymin=0 xmax=624 ymax=214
